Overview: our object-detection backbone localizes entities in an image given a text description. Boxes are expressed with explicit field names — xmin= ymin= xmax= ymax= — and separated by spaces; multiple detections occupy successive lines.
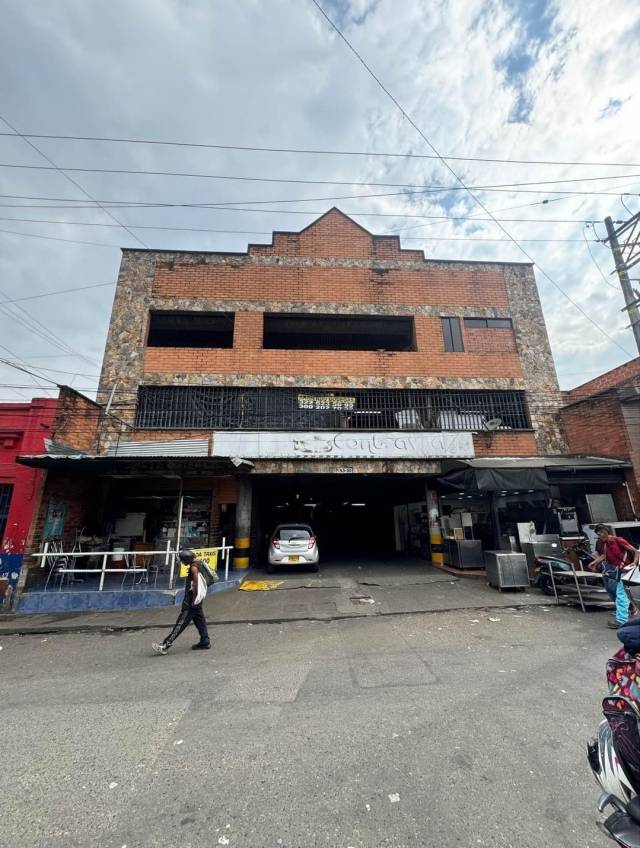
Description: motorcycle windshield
xmin=604 ymin=697 xmax=640 ymax=794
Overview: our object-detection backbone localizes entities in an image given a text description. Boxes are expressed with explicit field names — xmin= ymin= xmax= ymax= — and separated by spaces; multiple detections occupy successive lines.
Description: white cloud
xmin=0 ymin=0 xmax=638 ymax=401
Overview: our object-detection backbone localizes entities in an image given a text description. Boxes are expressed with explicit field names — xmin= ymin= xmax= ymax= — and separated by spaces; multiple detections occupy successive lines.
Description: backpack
xmin=197 ymin=557 xmax=220 ymax=587
xmin=607 ymin=647 xmax=640 ymax=705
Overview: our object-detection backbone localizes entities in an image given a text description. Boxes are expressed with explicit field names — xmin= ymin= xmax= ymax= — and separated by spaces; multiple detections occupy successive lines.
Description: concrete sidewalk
xmin=0 ymin=560 xmax=560 ymax=635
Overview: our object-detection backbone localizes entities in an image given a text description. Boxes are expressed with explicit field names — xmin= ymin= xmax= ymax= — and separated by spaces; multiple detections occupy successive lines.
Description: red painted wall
xmin=0 ymin=398 xmax=57 ymax=553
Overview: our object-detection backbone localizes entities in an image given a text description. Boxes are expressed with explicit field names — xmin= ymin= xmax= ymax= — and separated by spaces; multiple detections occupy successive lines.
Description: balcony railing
xmin=135 ymin=386 xmax=531 ymax=432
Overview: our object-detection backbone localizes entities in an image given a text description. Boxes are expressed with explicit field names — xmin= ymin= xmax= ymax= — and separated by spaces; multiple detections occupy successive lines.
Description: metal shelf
xmin=547 ymin=567 xmax=613 ymax=612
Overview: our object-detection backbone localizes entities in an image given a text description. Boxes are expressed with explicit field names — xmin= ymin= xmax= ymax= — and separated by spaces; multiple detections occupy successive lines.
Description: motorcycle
xmin=588 ymin=695 xmax=640 ymax=845
xmin=533 ymin=539 xmax=600 ymax=596
xmin=588 ymin=567 xmax=640 ymax=845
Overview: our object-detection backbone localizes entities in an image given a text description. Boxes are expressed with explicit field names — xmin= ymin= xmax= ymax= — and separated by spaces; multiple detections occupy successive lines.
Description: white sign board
xmin=214 ymin=431 xmax=475 ymax=460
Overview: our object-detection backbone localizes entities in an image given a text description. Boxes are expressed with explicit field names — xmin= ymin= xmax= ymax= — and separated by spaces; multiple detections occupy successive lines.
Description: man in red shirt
xmin=590 ymin=525 xmax=640 ymax=628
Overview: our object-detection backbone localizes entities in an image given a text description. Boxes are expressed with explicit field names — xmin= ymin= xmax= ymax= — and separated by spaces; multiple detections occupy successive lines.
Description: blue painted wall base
xmin=15 ymin=572 xmax=245 ymax=615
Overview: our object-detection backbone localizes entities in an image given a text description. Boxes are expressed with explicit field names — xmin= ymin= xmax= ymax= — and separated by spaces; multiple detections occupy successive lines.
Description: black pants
xmin=164 ymin=592 xmax=209 ymax=647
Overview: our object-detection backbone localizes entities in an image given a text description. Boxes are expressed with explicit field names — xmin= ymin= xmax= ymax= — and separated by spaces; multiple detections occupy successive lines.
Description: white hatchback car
xmin=267 ymin=524 xmax=319 ymax=573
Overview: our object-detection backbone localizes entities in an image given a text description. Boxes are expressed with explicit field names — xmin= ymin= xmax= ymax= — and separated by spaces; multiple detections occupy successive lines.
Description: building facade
xmin=18 ymin=209 xmax=633 ymax=587
xmin=0 ymin=397 xmax=57 ymax=607
xmin=562 ymin=358 xmax=640 ymax=519
xmin=94 ymin=207 xmax=573 ymax=565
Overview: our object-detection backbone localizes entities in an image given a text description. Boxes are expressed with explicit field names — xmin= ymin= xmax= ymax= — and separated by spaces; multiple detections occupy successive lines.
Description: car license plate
xmin=289 ymin=556 xmax=300 ymax=563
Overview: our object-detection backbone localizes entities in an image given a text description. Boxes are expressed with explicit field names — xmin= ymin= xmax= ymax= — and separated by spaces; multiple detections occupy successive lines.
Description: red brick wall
xmin=464 ymin=327 xmax=517 ymax=354
xmin=472 ymin=432 xmax=537 ymax=456
xmin=25 ymin=474 xmax=100 ymax=581
xmin=130 ymin=430 xmax=212 ymax=443
xmin=144 ymin=313 xmax=523 ymax=379
xmin=152 ymin=264 xmax=510 ymax=309
xmin=561 ymin=396 xmax=640 ymax=518
xmin=54 ymin=386 xmax=102 ymax=452
xmin=564 ymin=358 xmax=640 ymax=403
xmin=248 ymin=211 xmax=425 ymax=261
xmin=210 ymin=478 xmax=237 ymax=545
xmin=561 ymin=396 xmax=629 ymax=458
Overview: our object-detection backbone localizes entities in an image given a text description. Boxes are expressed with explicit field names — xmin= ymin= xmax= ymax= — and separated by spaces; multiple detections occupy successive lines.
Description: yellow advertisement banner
xmin=179 ymin=548 xmax=219 ymax=578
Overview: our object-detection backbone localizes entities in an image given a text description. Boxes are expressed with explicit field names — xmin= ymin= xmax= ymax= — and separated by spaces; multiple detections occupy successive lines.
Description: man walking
xmin=590 ymin=525 xmax=640 ymax=629
xmin=152 ymin=549 xmax=211 ymax=654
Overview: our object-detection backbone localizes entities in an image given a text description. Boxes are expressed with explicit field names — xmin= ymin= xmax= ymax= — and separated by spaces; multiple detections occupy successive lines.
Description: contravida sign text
xmin=213 ymin=431 xmax=475 ymax=460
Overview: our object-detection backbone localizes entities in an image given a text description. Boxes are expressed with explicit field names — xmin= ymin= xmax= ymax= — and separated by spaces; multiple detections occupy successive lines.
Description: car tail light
xmin=272 ymin=538 xmax=280 ymax=549
xmin=308 ymin=536 xmax=316 ymax=549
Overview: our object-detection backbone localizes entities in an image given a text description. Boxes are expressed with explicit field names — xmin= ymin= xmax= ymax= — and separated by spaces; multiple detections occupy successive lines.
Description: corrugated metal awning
xmin=16 ymin=453 xmax=253 ymax=476
xmin=107 ymin=438 xmax=210 ymax=458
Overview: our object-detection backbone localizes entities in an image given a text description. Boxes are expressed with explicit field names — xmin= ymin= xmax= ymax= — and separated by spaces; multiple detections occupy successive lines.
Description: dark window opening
xmin=147 ymin=311 xmax=234 ymax=348
xmin=0 ymin=484 xmax=13 ymax=541
xmin=464 ymin=317 xmax=513 ymax=329
xmin=263 ymin=313 xmax=416 ymax=351
xmin=442 ymin=317 xmax=464 ymax=352
xmin=136 ymin=385 xmax=530 ymax=431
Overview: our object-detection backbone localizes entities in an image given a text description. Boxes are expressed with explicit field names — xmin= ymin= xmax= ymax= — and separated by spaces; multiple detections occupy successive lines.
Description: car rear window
xmin=278 ymin=527 xmax=312 ymax=541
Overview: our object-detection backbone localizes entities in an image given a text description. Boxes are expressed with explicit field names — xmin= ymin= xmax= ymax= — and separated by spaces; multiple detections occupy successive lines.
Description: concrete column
xmin=233 ymin=477 xmax=253 ymax=570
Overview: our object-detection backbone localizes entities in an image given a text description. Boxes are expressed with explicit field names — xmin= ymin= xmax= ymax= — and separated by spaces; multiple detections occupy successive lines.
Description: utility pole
xmin=604 ymin=213 xmax=640 ymax=355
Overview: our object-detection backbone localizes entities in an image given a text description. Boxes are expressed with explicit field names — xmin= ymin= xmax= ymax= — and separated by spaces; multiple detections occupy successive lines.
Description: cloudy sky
xmin=0 ymin=0 xmax=639 ymax=405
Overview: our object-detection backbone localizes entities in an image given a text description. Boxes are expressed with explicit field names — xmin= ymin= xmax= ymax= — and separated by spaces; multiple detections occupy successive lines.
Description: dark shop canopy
xmin=439 ymin=455 xmax=631 ymax=493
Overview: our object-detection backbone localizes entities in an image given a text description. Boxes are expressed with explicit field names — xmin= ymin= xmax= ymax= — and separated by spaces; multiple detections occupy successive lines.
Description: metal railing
xmin=135 ymin=385 xmax=531 ymax=432
xmin=29 ymin=539 xmax=234 ymax=592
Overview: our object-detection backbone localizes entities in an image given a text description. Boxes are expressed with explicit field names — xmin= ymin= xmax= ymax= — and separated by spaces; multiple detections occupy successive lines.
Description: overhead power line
xmin=0 ymin=191 xmax=633 ymax=222
xmin=0 ymin=114 xmax=149 ymax=249
xmin=1 ymin=131 xmax=638 ymax=169
xmin=582 ymin=226 xmax=619 ymax=291
xmin=0 ymin=216 xmax=606 ymax=243
xmin=0 ymin=226 xmax=122 ymax=248
xmin=1 ymin=360 xmax=100 ymax=377
xmin=309 ymin=0 xmax=634 ymax=360
xmin=0 ymin=194 xmax=622 ymax=227
xmin=0 ymin=282 xmax=114 ymax=304
xmin=0 ymin=160 xmax=639 ymax=194
xmin=0 ymin=199 xmax=622 ymax=226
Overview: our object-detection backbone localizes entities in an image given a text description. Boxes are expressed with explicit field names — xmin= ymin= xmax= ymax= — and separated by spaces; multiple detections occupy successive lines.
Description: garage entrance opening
xmin=253 ymin=475 xmax=430 ymax=564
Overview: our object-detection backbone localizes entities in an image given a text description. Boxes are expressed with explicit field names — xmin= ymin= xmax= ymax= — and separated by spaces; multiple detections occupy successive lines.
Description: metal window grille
xmin=135 ymin=386 xmax=530 ymax=432
xmin=0 ymin=484 xmax=13 ymax=540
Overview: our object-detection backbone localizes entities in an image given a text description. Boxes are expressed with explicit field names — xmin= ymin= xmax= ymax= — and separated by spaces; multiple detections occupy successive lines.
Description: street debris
xmin=109 ymin=782 xmax=118 ymax=789
xmin=488 ymin=617 xmax=501 ymax=622
xmin=240 ymin=580 xmax=284 ymax=592
xmin=174 ymin=739 xmax=184 ymax=746
xmin=388 ymin=793 xmax=400 ymax=803
xmin=218 ymin=837 xmax=230 ymax=846
xmin=365 ymin=804 xmax=371 ymax=812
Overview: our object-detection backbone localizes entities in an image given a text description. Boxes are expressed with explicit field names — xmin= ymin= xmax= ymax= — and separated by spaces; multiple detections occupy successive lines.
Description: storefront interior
xmin=252 ymin=474 xmax=430 ymax=562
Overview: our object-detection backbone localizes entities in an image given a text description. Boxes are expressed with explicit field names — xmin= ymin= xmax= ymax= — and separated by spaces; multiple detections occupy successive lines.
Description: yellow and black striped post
xmin=426 ymin=487 xmax=444 ymax=564
xmin=233 ymin=478 xmax=253 ymax=570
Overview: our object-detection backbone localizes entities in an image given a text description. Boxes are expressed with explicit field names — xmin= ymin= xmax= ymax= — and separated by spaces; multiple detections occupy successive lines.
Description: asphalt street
xmin=1 ymin=603 xmax=614 ymax=848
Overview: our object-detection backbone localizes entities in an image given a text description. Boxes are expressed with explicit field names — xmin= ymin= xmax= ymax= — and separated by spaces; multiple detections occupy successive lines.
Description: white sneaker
xmin=152 ymin=642 xmax=168 ymax=655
